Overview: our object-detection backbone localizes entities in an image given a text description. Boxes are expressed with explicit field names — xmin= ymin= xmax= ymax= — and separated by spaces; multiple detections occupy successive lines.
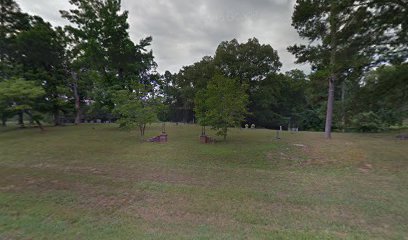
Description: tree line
xmin=0 ymin=0 xmax=406 ymax=139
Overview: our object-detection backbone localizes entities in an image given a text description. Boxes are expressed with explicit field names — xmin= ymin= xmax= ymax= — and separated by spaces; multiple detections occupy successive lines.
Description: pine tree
xmin=288 ymin=0 xmax=406 ymax=138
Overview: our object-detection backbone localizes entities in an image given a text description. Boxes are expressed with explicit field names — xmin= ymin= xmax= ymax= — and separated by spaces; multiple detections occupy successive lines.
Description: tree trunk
xmin=325 ymin=2 xmax=338 ymax=139
xmin=70 ymin=71 xmax=81 ymax=125
xmin=325 ymin=76 xmax=335 ymax=139
xmin=24 ymin=110 xmax=44 ymax=131
xmin=139 ymin=124 xmax=146 ymax=136
xmin=341 ymin=81 xmax=346 ymax=132
xmin=288 ymin=118 xmax=291 ymax=131
xmin=28 ymin=112 xmax=34 ymax=126
xmin=1 ymin=115 xmax=6 ymax=127
xmin=118 ymin=68 xmax=124 ymax=87
xmin=183 ymin=106 xmax=187 ymax=123
xmin=54 ymin=109 xmax=61 ymax=126
xmin=18 ymin=111 xmax=24 ymax=128
xmin=72 ymin=76 xmax=81 ymax=125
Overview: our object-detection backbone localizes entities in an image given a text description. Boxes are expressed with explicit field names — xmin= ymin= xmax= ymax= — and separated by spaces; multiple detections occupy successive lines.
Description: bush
xmin=351 ymin=111 xmax=384 ymax=132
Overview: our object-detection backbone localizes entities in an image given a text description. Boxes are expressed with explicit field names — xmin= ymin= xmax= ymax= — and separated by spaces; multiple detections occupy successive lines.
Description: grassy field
xmin=0 ymin=124 xmax=407 ymax=239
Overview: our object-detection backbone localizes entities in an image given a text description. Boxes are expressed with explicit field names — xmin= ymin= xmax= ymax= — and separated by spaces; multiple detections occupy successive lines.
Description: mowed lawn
xmin=0 ymin=124 xmax=407 ymax=239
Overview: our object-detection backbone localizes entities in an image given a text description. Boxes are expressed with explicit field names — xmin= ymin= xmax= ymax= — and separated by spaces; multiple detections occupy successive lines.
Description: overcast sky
xmin=17 ymin=0 xmax=310 ymax=74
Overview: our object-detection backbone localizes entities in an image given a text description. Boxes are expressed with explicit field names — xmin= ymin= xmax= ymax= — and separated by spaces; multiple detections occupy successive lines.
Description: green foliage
xmin=170 ymin=56 xmax=215 ymax=122
xmin=5 ymin=12 xmax=69 ymax=125
xmin=113 ymin=89 xmax=159 ymax=136
xmin=288 ymin=0 xmax=405 ymax=68
xmin=288 ymin=0 xmax=406 ymax=137
xmin=61 ymin=0 xmax=157 ymax=120
xmin=214 ymin=38 xmax=281 ymax=86
xmin=1 ymin=0 xmax=404 ymax=134
xmin=351 ymin=111 xmax=384 ymax=132
xmin=194 ymin=89 xmax=210 ymax=127
xmin=0 ymin=77 xmax=45 ymax=127
xmin=167 ymin=39 xmax=284 ymax=126
xmin=0 ymin=0 xmax=30 ymax=79
xmin=249 ymin=70 xmax=314 ymax=129
xmin=61 ymin=0 xmax=155 ymax=87
xmin=351 ymin=63 xmax=408 ymax=126
xmin=195 ymin=74 xmax=248 ymax=140
xmin=0 ymin=77 xmax=45 ymax=112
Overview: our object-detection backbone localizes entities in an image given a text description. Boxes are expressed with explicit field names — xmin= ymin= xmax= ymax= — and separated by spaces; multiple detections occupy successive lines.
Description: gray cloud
xmin=17 ymin=0 xmax=310 ymax=74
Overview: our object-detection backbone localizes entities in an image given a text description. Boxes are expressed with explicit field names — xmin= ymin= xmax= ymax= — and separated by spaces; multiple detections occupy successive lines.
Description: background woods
xmin=0 ymin=0 xmax=406 ymax=135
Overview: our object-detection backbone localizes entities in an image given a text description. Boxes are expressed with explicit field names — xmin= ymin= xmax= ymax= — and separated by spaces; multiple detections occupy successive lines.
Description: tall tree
xmin=175 ymin=56 xmax=215 ymax=122
xmin=61 ymin=0 xmax=157 ymax=119
xmin=157 ymin=70 xmax=179 ymax=122
xmin=353 ymin=63 xmax=408 ymax=126
xmin=214 ymin=38 xmax=282 ymax=126
xmin=15 ymin=17 xmax=68 ymax=126
xmin=214 ymin=38 xmax=281 ymax=88
xmin=289 ymin=0 xmax=407 ymax=138
xmin=0 ymin=0 xmax=30 ymax=78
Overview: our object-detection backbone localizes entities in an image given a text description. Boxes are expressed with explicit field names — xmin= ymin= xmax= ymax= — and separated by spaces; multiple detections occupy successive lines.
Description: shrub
xmin=351 ymin=111 xmax=384 ymax=132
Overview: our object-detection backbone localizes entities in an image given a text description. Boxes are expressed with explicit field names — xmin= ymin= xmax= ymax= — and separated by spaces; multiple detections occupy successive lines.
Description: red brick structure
xmin=200 ymin=135 xmax=214 ymax=144
xmin=148 ymin=133 xmax=168 ymax=143
xmin=159 ymin=133 xmax=168 ymax=143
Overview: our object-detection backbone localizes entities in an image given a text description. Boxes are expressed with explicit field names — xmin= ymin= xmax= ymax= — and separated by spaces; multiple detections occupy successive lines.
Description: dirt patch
xmin=358 ymin=163 xmax=373 ymax=173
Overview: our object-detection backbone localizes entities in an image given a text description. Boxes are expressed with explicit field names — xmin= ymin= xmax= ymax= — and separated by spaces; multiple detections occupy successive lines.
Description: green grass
xmin=0 ymin=124 xmax=407 ymax=239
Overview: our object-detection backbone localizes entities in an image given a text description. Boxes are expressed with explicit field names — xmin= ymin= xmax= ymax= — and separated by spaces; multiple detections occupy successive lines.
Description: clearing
xmin=0 ymin=124 xmax=407 ymax=239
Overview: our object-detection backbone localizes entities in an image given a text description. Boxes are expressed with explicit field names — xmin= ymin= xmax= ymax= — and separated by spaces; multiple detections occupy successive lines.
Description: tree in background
xmin=61 ymin=0 xmax=157 ymax=123
xmin=214 ymin=38 xmax=282 ymax=126
xmin=156 ymin=70 xmax=180 ymax=122
xmin=0 ymin=0 xmax=30 ymax=78
xmin=1 ymin=0 xmax=29 ymax=126
xmin=1 ymin=0 xmax=404 ymax=134
xmin=289 ymin=0 xmax=407 ymax=138
xmin=194 ymin=89 xmax=210 ymax=135
xmin=15 ymin=17 xmax=68 ymax=126
xmin=352 ymin=63 xmax=408 ymax=129
xmin=289 ymin=1 xmax=361 ymax=138
xmin=0 ymin=77 xmax=45 ymax=129
xmin=251 ymin=70 xmax=310 ymax=129
xmin=167 ymin=38 xmax=283 ymax=126
xmin=163 ymin=38 xmax=312 ymax=130
xmin=214 ymin=38 xmax=281 ymax=86
xmin=195 ymin=74 xmax=248 ymax=141
xmin=1 ymin=0 xmax=68 ymax=127
xmin=113 ymin=84 xmax=161 ymax=137
xmin=174 ymin=56 xmax=215 ymax=123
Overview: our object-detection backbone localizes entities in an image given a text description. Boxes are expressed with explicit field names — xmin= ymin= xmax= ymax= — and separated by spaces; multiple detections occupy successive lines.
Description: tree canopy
xmin=288 ymin=0 xmax=407 ymax=138
xmin=195 ymin=73 xmax=248 ymax=140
